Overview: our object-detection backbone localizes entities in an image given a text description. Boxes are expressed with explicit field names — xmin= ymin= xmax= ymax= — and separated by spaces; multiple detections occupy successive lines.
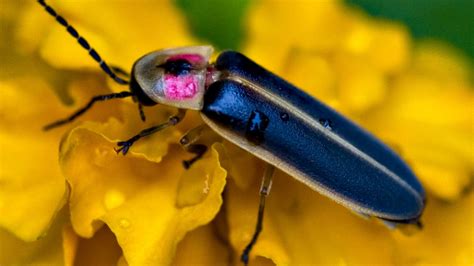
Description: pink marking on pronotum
xmin=164 ymin=74 xmax=199 ymax=100
xmin=168 ymin=54 xmax=204 ymax=64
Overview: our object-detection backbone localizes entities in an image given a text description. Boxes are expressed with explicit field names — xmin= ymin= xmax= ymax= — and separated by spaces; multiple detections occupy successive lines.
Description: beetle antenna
xmin=37 ymin=0 xmax=129 ymax=85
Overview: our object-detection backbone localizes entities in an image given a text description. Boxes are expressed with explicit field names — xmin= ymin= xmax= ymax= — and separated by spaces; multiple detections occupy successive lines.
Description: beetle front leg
xmin=241 ymin=164 xmax=275 ymax=265
xmin=108 ymin=66 xmax=147 ymax=122
xmin=179 ymin=124 xmax=208 ymax=169
xmin=115 ymin=109 xmax=186 ymax=155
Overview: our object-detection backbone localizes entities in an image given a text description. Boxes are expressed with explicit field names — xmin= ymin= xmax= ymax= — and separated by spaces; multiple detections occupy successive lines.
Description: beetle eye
xmin=158 ymin=59 xmax=193 ymax=76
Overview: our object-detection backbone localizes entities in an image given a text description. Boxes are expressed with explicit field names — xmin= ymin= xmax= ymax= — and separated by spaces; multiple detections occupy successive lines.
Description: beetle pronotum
xmin=38 ymin=0 xmax=425 ymax=264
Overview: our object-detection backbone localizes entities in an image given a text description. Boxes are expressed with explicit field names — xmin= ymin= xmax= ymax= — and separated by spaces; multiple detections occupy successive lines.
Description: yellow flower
xmin=1 ymin=0 xmax=472 ymax=266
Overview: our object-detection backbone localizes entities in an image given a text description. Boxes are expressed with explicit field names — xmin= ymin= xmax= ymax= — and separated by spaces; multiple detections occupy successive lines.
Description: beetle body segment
xmin=131 ymin=46 xmax=213 ymax=110
xmin=201 ymin=51 xmax=425 ymax=222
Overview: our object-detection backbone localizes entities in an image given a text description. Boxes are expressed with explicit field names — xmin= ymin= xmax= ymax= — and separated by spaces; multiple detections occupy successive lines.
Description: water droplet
xmin=319 ymin=118 xmax=333 ymax=130
xmin=104 ymin=189 xmax=125 ymax=210
xmin=280 ymin=112 xmax=289 ymax=122
xmin=202 ymin=175 xmax=210 ymax=194
xmin=119 ymin=218 xmax=131 ymax=229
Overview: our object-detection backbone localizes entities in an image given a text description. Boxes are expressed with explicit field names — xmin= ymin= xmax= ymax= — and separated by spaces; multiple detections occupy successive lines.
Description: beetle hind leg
xmin=241 ymin=164 xmax=275 ymax=265
xmin=179 ymin=125 xmax=208 ymax=169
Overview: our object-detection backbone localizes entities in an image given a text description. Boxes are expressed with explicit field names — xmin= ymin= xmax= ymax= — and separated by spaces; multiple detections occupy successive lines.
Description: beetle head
xmin=131 ymin=46 xmax=213 ymax=110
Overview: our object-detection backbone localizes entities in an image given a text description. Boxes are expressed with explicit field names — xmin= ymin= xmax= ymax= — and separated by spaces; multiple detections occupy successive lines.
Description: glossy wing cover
xmin=201 ymin=51 xmax=425 ymax=222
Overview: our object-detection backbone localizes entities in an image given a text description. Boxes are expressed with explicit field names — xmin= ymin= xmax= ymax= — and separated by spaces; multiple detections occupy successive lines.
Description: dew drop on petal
xmin=104 ymin=189 xmax=125 ymax=210
xmin=202 ymin=176 xmax=210 ymax=194
xmin=119 ymin=218 xmax=131 ymax=229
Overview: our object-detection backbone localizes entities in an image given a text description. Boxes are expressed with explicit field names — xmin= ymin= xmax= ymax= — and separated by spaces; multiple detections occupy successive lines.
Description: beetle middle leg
xmin=241 ymin=164 xmax=275 ymax=265
xmin=179 ymin=125 xmax=208 ymax=169
xmin=115 ymin=109 xmax=186 ymax=155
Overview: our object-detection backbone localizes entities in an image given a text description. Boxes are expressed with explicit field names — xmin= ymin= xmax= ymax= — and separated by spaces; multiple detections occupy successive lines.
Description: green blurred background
xmin=176 ymin=0 xmax=473 ymax=59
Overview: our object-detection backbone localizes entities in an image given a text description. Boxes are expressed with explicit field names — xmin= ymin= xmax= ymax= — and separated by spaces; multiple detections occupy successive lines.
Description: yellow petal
xmin=21 ymin=0 xmax=196 ymax=71
xmin=220 ymin=141 xmax=266 ymax=190
xmin=344 ymin=16 xmax=411 ymax=75
xmin=74 ymin=225 xmax=123 ymax=266
xmin=333 ymin=52 xmax=387 ymax=113
xmin=365 ymin=73 xmax=473 ymax=200
xmin=393 ymin=193 xmax=474 ymax=265
xmin=225 ymin=163 xmax=397 ymax=265
xmin=366 ymin=21 xmax=411 ymax=75
xmin=62 ymin=224 xmax=79 ymax=266
xmin=412 ymin=41 xmax=472 ymax=84
xmin=0 ymin=209 xmax=67 ymax=265
xmin=103 ymin=144 xmax=226 ymax=265
xmin=0 ymin=79 xmax=67 ymax=241
xmin=59 ymin=121 xmax=176 ymax=237
xmin=172 ymin=223 xmax=230 ymax=265
xmin=243 ymin=0 xmax=349 ymax=74
xmin=282 ymin=51 xmax=338 ymax=105
xmin=60 ymin=121 xmax=227 ymax=265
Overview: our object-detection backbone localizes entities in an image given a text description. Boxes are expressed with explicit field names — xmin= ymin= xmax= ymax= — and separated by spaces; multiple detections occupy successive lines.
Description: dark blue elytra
xmin=202 ymin=51 xmax=425 ymax=222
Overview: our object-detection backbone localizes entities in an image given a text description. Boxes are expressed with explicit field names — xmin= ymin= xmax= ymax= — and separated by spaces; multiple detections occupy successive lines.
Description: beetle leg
xmin=115 ymin=109 xmax=186 ymax=155
xmin=241 ymin=164 xmax=275 ymax=265
xmin=109 ymin=66 xmax=146 ymax=122
xmin=137 ymin=103 xmax=146 ymax=122
xmin=179 ymin=125 xmax=208 ymax=169
xmin=43 ymin=91 xmax=133 ymax=131
xmin=107 ymin=66 xmax=146 ymax=122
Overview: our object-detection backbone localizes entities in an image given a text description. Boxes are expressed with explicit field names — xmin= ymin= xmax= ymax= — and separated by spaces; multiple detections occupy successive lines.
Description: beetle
xmin=38 ymin=0 xmax=425 ymax=264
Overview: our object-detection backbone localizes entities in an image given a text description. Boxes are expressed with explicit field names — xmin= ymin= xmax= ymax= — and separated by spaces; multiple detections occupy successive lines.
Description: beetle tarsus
xmin=241 ymin=252 xmax=249 ymax=266
xmin=114 ymin=124 xmax=165 ymax=155
xmin=182 ymin=160 xmax=192 ymax=169
xmin=115 ymin=140 xmax=134 ymax=155
xmin=115 ymin=109 xmax=186 ymax=155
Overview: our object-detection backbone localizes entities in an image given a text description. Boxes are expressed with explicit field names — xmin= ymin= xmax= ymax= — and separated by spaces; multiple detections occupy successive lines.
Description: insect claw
xmin=115 ymin=141 xmax=132 ymax=155
xmin=240 ymin=252 xmax=249 ymax=266
xmin=114 ymin=147 xmax=122 ymax=154
xmin=182 ymin=160 xmax=191 ymax=169
xmin=114 ymin=146 xmax=125 ymax=155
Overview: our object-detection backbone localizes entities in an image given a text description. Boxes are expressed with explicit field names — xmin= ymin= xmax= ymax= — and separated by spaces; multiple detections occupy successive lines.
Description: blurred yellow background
xmin=0 ymin=0 xmax=472 ymax=265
